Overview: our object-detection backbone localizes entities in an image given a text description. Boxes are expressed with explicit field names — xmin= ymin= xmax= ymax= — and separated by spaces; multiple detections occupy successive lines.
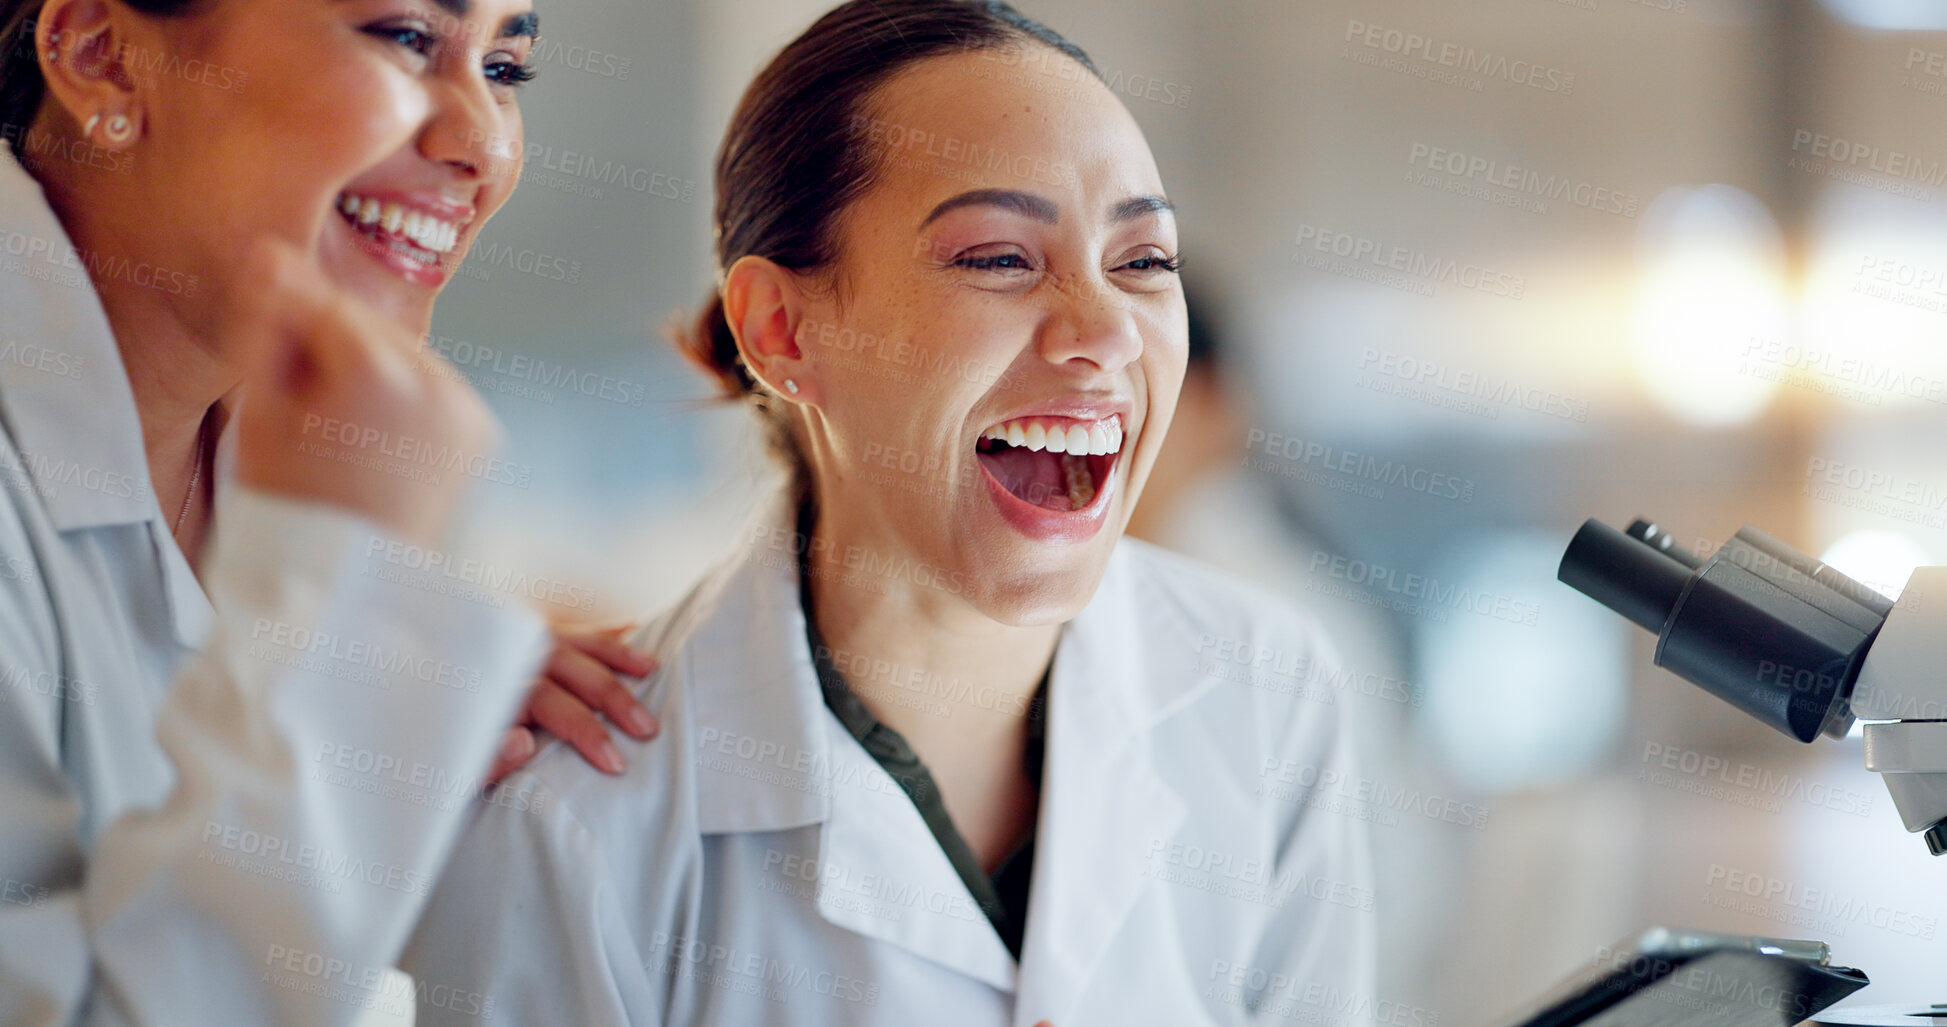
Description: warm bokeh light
xmin=1628 ymin=185 xmax=1787 ymax=427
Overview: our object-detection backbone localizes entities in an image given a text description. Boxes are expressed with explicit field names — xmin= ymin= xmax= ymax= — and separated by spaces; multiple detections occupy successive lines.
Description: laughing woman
xmin=0 ymin=0 xmax=659 ymax=1021
xmin=405 ymin=1 xmax=1376 ymax=1023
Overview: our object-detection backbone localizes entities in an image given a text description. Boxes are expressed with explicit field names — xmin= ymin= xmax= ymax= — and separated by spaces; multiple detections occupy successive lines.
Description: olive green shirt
xmin=801 ymin=595 xmax=1045 ymax=960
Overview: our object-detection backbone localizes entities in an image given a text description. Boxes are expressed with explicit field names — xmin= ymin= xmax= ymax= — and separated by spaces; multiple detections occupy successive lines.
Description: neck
xmin=34 ymin=144 xmax=237 ymax=541
xmin=804 ymin=507 xmax=1058 ymax=761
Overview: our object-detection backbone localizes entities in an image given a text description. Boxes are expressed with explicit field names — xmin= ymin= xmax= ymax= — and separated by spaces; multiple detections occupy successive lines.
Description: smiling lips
xmin=975 ymin=414 xmax=1123 ymax=514
xmin=335 ymin=191 xmax=465 ymax=264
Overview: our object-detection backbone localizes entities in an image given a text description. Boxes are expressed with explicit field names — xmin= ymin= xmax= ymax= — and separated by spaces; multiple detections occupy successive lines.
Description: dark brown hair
xmin=0 ymin=0 xmax=196 ymax=162
xmin=674 ymin=0 xmax=1100 ymax=504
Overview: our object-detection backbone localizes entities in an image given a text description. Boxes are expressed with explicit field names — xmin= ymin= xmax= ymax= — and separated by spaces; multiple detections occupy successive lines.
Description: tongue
xmin=978 ymin=445 xmax=1072 ymax=511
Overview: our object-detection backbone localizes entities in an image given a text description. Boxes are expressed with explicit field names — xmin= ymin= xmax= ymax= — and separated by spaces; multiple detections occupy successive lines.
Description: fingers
xmin=556 ymin=625 xmax=658 ymax=679
xmin=528 ymin=679 xmax=627 ymax=775
xmin=483 ymin=725 xmax=537 ymax=786
xmin=544 ymin=643 xmax=658 ymax=740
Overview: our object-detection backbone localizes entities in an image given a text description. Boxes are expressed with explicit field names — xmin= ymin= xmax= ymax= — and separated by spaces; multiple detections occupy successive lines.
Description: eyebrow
xmin=421 ymin=0 xmax=540 ymax=38
xmin=1111 ymin=195 xmax=1175 ymax=223
xmin=919 ymin=189 xmax=1177 ymax=230
xmin=921 ymin=189 xmax=1059 ymax=228
xmin=501 ymin=11 xmax=539 ymax=38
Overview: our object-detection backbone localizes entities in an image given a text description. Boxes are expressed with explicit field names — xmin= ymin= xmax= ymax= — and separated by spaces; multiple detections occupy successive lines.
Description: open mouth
xmin=975 ymin=414 xmax=1122 ymax=513
xmin=334 ymin=191 xmax=464 ymax=266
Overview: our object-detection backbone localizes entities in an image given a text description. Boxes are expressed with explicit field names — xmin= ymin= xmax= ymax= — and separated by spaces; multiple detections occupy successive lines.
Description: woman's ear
xmin=36 ymin=0 xmax=144 ymax=149
xmin=723 ymin=254 xmax=819 ymax=405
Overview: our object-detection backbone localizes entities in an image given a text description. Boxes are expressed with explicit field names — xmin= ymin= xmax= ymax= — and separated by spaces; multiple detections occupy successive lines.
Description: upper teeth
xmin=336 ymin=193 xmax=461 ymax=254
xmin=980 ymin=415 xmax=1122 ymax=456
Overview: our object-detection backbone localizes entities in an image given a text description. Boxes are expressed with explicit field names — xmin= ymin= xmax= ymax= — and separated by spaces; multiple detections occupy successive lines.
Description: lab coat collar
xmin=1013 ymin=544 xmax=1196 ymax=1026
xmin=0 ymin=152 xmax=156 ymax=532
xmin=684 ymin=494 xmax=1214 ymax=1011
xmin=0 ymin=152 xmax=213 ymax=650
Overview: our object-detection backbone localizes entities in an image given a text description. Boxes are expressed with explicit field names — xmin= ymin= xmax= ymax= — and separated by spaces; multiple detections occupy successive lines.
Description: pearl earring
xmin=784 ymin=379 xmax=800 ymax=395
xmin=103 ymin=114 xmax=133 ymax=145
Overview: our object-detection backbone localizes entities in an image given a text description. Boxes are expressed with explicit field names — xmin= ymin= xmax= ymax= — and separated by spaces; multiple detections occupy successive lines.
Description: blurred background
xmin=430 ymin=0 xmax=1947 ymax=1018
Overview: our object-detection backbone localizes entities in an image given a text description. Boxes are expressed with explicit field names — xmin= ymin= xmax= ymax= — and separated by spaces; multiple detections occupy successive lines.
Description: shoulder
xmin=473 ymin=560 xmax=741 ymax=881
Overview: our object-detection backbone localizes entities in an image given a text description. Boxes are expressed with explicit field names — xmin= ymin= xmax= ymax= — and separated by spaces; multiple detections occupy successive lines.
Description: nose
xmin=418 ymin=55 xmax=517 ymax=180
xmin=1037 ymin=273 xmax=1144 ymax=375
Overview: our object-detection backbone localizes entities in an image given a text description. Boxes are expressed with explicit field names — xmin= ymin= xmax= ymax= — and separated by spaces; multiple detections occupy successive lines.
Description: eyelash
xmin=366 ymin=24 xmax=538 ymax=88
xmin=950 ymin=253 xmax=1183 ymax=274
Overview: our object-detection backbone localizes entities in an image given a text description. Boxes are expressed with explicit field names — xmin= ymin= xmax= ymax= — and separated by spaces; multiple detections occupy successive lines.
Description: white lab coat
xmin=404 ymin=498 xmax=1377 ymax=1026
xmin=0 ymin=152 xmax=548 ymax=1025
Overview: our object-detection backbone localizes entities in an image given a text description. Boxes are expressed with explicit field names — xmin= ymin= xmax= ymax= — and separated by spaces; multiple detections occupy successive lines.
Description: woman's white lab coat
xmin=0 ymin=152 xmax=547 ymax=1025
xmin=405 ymin=499 xmax=1377 ymax=1026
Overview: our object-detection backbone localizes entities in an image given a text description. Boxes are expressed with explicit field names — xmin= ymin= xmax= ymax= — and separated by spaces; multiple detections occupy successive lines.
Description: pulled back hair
xmin=0 ymin=0 xmax=196 ymax=163
xmin=673 ymin=0 xmax=1101 ymax=504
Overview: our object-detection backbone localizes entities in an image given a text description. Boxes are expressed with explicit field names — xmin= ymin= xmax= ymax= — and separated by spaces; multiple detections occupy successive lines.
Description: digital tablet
xmin=1500 ymin=928 xmax=1870 ymax=1027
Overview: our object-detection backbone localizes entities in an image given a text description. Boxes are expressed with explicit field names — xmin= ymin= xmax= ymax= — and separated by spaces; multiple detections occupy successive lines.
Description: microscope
xmin=1558 ymin=517 xmax=1947 ymax=854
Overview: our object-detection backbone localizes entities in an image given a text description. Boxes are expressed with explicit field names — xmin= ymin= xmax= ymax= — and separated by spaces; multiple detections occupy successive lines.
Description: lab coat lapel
xmin=816 ymin=725 xmax=1017 ymax=990
xmin=686 ymin=509 xmax=1016 ymax=988
xmin=1014 ymin=548 xmax=1208 ymax=1027
xmin=688 ymin=522 xmax=833 ymax=834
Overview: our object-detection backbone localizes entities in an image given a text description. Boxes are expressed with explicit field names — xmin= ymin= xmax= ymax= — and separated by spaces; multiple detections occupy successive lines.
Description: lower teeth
xmin=1061 ymin=452 xmax=1094 ymax=510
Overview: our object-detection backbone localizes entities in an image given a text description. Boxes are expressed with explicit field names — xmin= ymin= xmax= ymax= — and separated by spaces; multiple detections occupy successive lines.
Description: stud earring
xmin=102 ymin=113 xmax=133 ymax=145
xmin=784 ymin=379 xmax=800 ymax=395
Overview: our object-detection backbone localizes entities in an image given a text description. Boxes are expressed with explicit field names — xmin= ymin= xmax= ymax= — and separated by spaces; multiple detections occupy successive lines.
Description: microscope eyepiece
xmin=1559 ymin=518 xmax=1886 ymax=743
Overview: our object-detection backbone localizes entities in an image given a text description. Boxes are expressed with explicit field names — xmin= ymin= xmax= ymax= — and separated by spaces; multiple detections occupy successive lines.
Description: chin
xmin=966 ymin=539 xmax=1118 ymax=626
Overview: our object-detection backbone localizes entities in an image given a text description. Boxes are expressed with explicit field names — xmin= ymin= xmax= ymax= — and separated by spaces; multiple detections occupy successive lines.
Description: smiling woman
xmin=0 ymin=0 xmax=658 ymax=1022
xmin=402 ymin=1 xmax=1376 ymax=1024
